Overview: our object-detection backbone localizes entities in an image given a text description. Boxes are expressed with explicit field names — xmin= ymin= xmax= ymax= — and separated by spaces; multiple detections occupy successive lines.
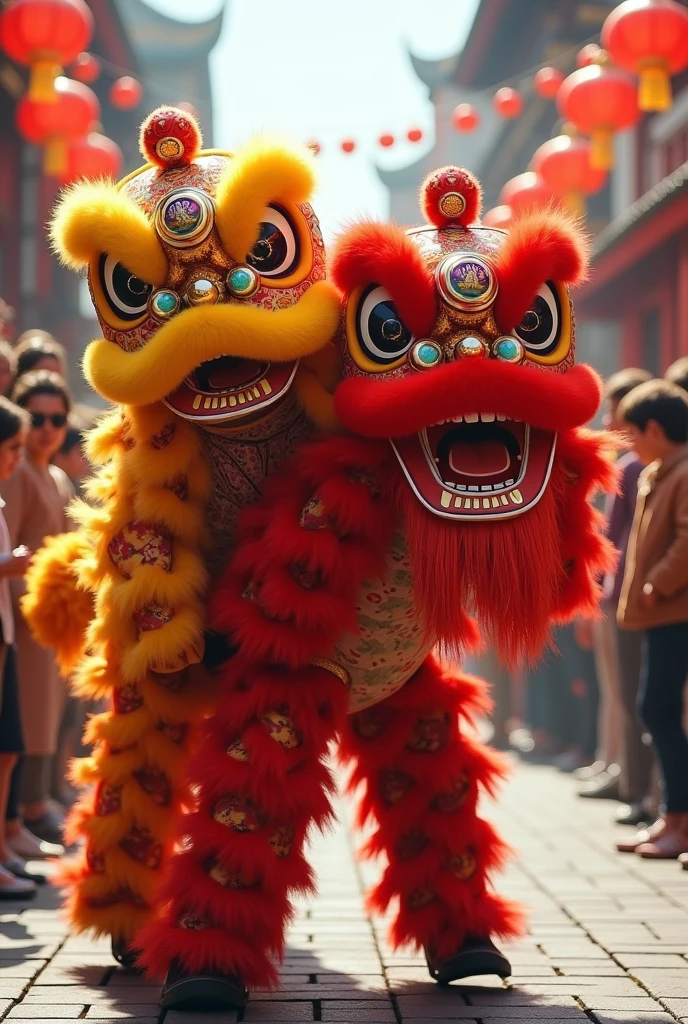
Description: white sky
xmin=142 ymin=0 xmax=480 ymax=238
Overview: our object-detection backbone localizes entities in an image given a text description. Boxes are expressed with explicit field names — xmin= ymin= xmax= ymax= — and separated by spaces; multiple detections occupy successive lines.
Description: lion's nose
xmin=185 ymin=277 xmax=222 ymax=306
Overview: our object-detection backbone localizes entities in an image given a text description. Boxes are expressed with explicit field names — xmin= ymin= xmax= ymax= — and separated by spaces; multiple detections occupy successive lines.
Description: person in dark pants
xmin=615 ymin=380 xmax=688 ymax=861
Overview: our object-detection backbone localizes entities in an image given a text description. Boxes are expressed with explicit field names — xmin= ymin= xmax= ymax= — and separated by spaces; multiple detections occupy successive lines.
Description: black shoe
xmin=161 ymin=960 xmax=248 ymax=1011
xmin=426 ymin=936 xmax=512 ymax=985
xmin=616 ymin=801 xmax=651 ymax=827
xmin=112 ymin=935 xmax=142 ymax=972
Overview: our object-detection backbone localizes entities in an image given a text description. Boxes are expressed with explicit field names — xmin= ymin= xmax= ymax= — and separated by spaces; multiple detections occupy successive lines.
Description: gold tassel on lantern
xmin=638 ymin=62 xmax=671 ymax=112
xmin=565 ymin=191 xmax=586 ymax=219
xmin=590 ymin=128 xmax=614 ymax=171
xmin=43 ymin=136 xmax=68 ymax=176
xmin=28 ymin=58 xmax=60 ymax=102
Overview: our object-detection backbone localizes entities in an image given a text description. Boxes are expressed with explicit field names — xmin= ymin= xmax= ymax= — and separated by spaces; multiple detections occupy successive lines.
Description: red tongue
xmin=450 ymin=440 xmax=510 ymax=476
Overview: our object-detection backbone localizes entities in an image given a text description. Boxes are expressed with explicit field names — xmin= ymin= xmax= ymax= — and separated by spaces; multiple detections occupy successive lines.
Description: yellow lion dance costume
xmin=23 ymin=106 xmax=339 ymax=964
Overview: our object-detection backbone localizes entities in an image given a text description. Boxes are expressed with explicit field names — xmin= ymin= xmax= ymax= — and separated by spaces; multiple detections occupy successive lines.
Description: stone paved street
xmin=1 ymin=762 xmax=688 ymax=1023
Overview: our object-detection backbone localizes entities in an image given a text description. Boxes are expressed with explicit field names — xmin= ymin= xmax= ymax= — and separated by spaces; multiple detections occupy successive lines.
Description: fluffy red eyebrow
xmin=330 ymin=222 xmax=436 ymax=337
xmin=492 ymin=208 xmax=590 ymax=334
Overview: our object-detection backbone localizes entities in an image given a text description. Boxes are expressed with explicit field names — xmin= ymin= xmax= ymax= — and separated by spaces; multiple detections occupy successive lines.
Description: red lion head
xmin=327 ymin=168 xmax=613 ymax=661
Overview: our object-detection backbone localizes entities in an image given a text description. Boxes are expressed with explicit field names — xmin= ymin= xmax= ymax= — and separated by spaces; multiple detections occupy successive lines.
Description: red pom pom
xmin=420 ymin=166 xmax=482 ymax=227
xmin=139 ymin=105 xmax=202 ymax=169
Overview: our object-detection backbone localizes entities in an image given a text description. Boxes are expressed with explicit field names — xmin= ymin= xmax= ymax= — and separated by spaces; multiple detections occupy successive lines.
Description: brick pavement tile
xmin=84 ymin=1007 xmax=164 ymax=1020
xmin=581 ymin=998 xmax=671 ymax=1012
xmin=0 ymin=958 xmax=46 ymax=977
xmin=164 ymin=1013 xmax=238 ymax=1024
xmin=22 ymin=985 xmax=161 ymax=1002
xmin=627 ymin=969 xmax=688 ymax=996
xmin=243 ymin=1001 xmax=314 ymax=1021
xmin=253 ymin=989 xmax=388 ymax=1000
xmin=320 ymin=1004 xmax=396 ymax=1023
xmin=660 ymin=998 xmax=688 ymax=1014
xmin=615 ymin=954 xmax=688 ymax=968
xmin=6 ymin=1007 xmax=87 ymax=1018
xmin=592 ymin=1015 xmax=677 ymax=1023
xmin=396 ymin=1005 xmax=586 ymax=1019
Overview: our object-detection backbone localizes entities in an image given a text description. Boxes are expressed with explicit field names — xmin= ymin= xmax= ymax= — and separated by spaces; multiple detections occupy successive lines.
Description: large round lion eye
xmin=99 ymin=254 xmax=152 ymax=321
xmin=356 ymin=284 xmax=414 ymax=365
xmin=514 ymin=282 xmax=561 ymax=356
xmin=247 ymin=204 xmax=299 ymax=278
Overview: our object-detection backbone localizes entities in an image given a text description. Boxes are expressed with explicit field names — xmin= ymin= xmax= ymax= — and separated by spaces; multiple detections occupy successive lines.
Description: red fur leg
xmin=137 ymin=657 xmax=348 ymax=990
xmin=339 ymin=655 xmax=525 ymax=961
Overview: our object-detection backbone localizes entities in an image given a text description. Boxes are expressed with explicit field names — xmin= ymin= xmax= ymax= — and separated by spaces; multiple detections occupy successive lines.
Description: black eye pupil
xmin=252 ymin=238 xmax=272 ymax=262
xmin=128 ymin=275 xmax=148 ymax=297
xmin=382 ymin=318 xmax=403 ymax=341
xmin=520 ymin=309 xmax=540 ymax=332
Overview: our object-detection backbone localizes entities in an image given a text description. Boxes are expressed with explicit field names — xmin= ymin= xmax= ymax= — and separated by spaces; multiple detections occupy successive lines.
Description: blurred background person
xmin=577 ymin=369 xmax=655 ymax=822
xmin=616 ymin=382 xmax=688 ymax=860
xmin=2 ymin=371 xmax=74 ymax=846
xmin=0 ymin=343 xmax=17 ymax=399
xmin=0 ymin=397 xmax=39 ymax=896
xmin=14 ymin=331 xmax=67 ymax=381
xmin=665 ymin=357 xmax=688 ymax=396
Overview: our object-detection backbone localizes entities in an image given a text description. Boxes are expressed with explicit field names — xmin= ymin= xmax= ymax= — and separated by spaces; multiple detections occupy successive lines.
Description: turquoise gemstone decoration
xmin=226 ymin=265 xmax=259 ymax=297
xmin=410 ymin=340 xmax=442 ymax=370
xmin=418 ymin=343 xmax=440 ymax=365
xmin=494 ymin=337 xmax=524 ymax=363
xmin=150 ymin=289 xmax=179 ymax=318
xmin=155 ymin=291 xmax=177 ymax=314
xmin=229 ymin=268 xmax=252 ymax=292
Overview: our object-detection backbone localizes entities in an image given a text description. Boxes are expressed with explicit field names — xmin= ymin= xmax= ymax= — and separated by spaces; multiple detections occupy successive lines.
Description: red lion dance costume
xmin=139 ymin=168 xmax=614 ymax=1011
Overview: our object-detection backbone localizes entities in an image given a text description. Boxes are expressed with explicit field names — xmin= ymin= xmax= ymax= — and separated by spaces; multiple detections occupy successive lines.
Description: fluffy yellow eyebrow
xmin=214 ymin=138 xmax=316 ymax=263
xmin=50 ymin=181 xmax=168 ymax=286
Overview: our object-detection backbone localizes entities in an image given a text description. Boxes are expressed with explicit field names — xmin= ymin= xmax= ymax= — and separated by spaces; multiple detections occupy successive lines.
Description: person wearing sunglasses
xmin=1 ymin=371 xmax=74 ymax=855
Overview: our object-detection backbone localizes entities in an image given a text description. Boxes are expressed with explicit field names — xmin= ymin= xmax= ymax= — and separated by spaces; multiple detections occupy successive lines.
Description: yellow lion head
xmin=50 ymin=106 xmax=340 ymax=427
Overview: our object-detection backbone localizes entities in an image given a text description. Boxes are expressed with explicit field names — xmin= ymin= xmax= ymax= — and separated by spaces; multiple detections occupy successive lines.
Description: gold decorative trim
xmin=310 ymin=657 xmax=351 ymax=689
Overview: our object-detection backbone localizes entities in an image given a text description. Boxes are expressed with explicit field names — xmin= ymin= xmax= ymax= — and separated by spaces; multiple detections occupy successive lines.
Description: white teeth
xmin=480 ymin=485 xmax=492 ymax=491
xmin=452 ymin=415 xmax=463 ymax=423
xmin=464 ymin=412 xmax=479 ymax=423
xmin=505 ymin=478 xmax=515 ymax=486
xmin=457 ymin=484 xmax=467 ymax=491
xmin=468 ymin=486 xmax=479 ymax=491
xmin=444 ymin=481 xmax=454 ymax=487
xmin=496 ymin=414 xmax=506 ymax=421
xmin=493 ymin=482 xmax=504 ymax=490
xmin=480 ymin=412 xmax=496 ymax=423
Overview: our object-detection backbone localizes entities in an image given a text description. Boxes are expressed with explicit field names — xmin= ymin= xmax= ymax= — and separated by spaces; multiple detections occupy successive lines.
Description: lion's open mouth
xmin=163 ymin=355 xmax=298 ymax=423
xmin=390 ymin=412 xmax=557 ymax=519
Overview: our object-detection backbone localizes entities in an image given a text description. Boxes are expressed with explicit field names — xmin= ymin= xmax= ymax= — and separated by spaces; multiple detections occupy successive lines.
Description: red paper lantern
xmin=493 ymin=86 xmax=523 ymax=119
xmin=407 ymin=128 xmax=423 ymax=143
xmin=452 ymin=103 xmax=479 ymax=133
xmin=0 ymin=0 xmax=93 ymax=101
xmin=16 ymin=76 xmax=99 ymax=175
xmin=532 ymin=130 xmax=607 ymax=218
xmin=70 ymin=51 xmax=99 ymax=84
xmin=577 ymin=43 xmax=602 ymax=68
xmin=602 ymin=0 xmax=688 ymax=112
xmin=482 ymin=205 xmax=513 ymax=229
xmin=379 ymin=133 xmax=394 ymax=148
xmin=498 ymin=171 xmax=555 ymax=215
xmin=341 ymin=139 xmax=355 ymax=154
xmin=534 ymin=66 xmax=564 ymax=100
xmin=59 ymin=132 xmax=123 ymax=184
xmin=557 ymin=54 xmax=639 ymax=170
xmin=109 ymin=76 xmax=143 ymax=111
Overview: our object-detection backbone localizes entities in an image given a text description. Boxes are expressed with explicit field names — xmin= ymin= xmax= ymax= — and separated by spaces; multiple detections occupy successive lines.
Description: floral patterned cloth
xmin=332 ymin=531 xmax=431 ymax=712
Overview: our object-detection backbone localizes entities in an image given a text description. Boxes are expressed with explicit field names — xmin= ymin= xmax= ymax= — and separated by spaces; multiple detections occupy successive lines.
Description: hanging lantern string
xmin=39 ymin=27 xmax=603 ymax=140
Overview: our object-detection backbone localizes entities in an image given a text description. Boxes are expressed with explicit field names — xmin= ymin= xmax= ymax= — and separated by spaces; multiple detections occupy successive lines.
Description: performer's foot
xmin=111 ymin=936 xmax=142 ymax=972
xmin=426 ymin=935 xmax=512 ymax=985
xmin=160 ymin=961 xmax=248 ymax=1011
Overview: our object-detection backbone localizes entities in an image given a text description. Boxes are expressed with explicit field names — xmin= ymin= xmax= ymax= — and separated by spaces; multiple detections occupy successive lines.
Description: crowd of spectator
xmin=0 ymin=331 xmax=98 ymax=898
xmin=490 ymin=357 xmax=688 ymax=865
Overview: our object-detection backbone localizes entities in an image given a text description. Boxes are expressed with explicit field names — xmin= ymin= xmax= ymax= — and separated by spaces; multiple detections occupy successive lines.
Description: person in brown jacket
xmin=616 ymin=380 xmax=688 ymax=861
